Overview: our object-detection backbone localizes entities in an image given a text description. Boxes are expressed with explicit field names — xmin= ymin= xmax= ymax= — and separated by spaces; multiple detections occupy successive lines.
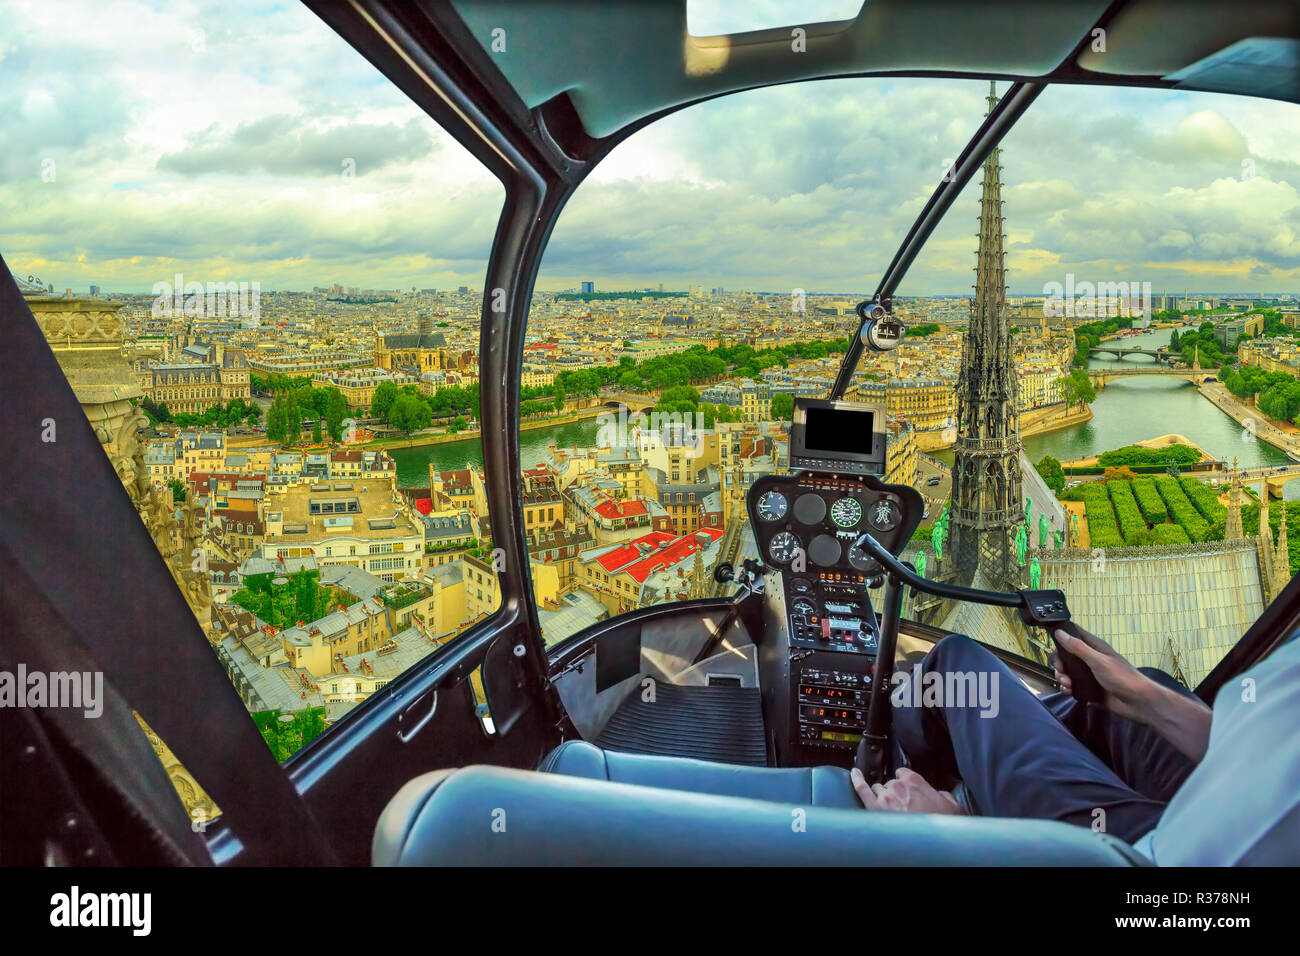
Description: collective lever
xmin=850 ymin=532 xmax=1105 ymax=704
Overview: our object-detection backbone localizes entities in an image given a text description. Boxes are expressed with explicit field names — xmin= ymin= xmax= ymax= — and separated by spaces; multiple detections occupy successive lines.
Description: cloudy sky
xmin=2 ymin=0 xmax=1298 ymax=296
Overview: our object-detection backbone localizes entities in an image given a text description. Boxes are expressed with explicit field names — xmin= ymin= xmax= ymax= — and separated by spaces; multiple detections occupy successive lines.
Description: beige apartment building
xmin=312 ymin=366 xmax=417 ymax=410
xmin=1238 ymin=338 xmax=1300 ymax=376
xmin=281 ymin=578 xmax=437 ymax=677
xmin=859 ymin=377 xmax=958 ymax=432
xmin=261 ymin=477 xmax=425 ymax=581
xmin=146 ymin=339 xmax=251 ymax=414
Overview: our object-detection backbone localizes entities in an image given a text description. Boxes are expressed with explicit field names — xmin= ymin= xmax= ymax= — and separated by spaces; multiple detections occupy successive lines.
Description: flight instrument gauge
xmin=848 ymin=543 xmax=878 ymax=573
xmin=830 ymin=497 xmax=863 ymax=529
xmin=868 ymin=497 xmax=901 ymax=532
xmin=755 ymin=490 xmax=788 ymax=522
xmin=768 ymin=531 xmax=802 ymax=565
xmin=791 ymin=598 xmax=817 ymax=617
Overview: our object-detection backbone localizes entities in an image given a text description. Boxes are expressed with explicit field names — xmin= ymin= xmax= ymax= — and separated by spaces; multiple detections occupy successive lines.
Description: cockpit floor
xmin=595 ymin=682 xmax=768 ymax=766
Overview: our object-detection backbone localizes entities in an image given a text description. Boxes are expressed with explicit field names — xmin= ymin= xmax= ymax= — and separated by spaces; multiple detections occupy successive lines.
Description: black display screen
xmin=803 ymin=406 xmax=875 ymax=455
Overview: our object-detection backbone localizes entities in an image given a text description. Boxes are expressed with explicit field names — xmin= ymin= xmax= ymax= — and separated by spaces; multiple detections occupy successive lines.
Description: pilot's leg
xmin=1066 ymin=668 xmax=1197 ymax=803
xmin=891 ymin=634 xmax=1166 ymax=843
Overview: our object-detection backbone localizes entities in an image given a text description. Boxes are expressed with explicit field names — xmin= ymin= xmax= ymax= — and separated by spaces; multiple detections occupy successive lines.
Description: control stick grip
xmin=1051 ymin=621 xmax=1105 ymax=705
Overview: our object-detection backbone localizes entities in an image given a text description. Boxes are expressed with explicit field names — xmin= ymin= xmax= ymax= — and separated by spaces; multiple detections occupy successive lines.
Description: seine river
xmin=391 ymin=417 xmax=604 ymax=486
xmin=1019 ymin=323 xmax=1296 ymax=499
xmin=393 ymin=323 xmax=1298 ymax=500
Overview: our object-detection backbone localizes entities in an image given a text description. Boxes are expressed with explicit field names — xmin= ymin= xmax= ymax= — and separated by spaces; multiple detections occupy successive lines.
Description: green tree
xmin=167 ymin=477 xmax=186 ymax=503
xmin=266 ymin=394 xmax=284 ymax=443
xmin=370 ymin=380 xmax=400 ymax=419
xmin=1034 ymin=455 xmax=1066 ymax=494
xmin=325 ymin=389 xmax=348 ymax=442
xmin=389 ymin=394 xmax=430 ymax=435
xmin=770 ymin=392 xmax=794 ymax=421
xmin=312 ymin=417 xmax=323 ymax=444
xmin=282 ymin=394 xmax=301 ymax=445
xmin=1056 ymin=368 xmax=1096 ymax=410
xmin=1070 ymin=368 xmax=1097 ymax=407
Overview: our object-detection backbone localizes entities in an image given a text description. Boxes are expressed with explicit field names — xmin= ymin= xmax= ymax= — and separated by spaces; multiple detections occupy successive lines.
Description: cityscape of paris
xmin=3 ymin=0 xmax=1299 ymax=895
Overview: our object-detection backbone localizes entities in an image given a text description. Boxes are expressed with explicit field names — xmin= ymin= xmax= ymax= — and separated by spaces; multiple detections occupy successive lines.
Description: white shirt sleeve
xmin=1142 ymin=636 xmax=1300 ymax=865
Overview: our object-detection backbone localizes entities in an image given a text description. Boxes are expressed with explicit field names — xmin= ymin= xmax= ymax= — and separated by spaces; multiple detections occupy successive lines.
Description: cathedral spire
xmin=945 ymin=80 xmax=1025 ymax=590
xmin=1225 ymin=457 xmax=1244 ymax=541
xmin=1275 ymin=502 xmax=1289 ymax=590
xmin=1257 ymin=491 xmax=1276 ymax=600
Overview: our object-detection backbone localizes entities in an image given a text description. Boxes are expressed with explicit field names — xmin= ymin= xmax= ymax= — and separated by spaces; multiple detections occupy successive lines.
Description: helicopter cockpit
xmin=369 ymin=386 xmax=1141 ymax=866
xmin=4 ymin=0 xmax=1300 ymax=872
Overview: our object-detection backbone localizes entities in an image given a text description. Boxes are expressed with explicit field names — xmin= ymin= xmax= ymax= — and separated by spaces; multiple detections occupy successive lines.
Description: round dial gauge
xmin=791 ymin=598 xmax=817 ymax=616
xmin=755 ymin=490 xmax=788 ymax=522
xmin=793 ymin=493 xmax=827 ymax=525
xmin=868 ymin=497 xmax=901 ymax=532
xmin=789 ymin=577 xmax=813 ymax=594
xmin=848 ymin=543 xmax=879 ymax=573
xmin=809 ymin=534 xmax=843 ymax=567
xmin=830 ymin=497 xmax=863 ymax=529
xmin=768 ymin=531 xmax=802 ymax=565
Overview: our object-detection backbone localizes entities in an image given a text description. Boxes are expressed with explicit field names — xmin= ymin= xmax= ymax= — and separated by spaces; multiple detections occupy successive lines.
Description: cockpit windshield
xmin=522 ymin=76 xmax=1300 ymax=688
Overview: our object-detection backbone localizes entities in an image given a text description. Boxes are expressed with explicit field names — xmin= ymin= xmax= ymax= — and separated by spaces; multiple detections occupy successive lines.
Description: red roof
xmin=415 ymin=498 xmax=433 ymax=515
xmin=595 ymin=528 xmax=723 ymax=584
xmin=595 ymin=498 xmax=648 ymax=520
xmin=595 ymin=531 xmax=674 ymax=574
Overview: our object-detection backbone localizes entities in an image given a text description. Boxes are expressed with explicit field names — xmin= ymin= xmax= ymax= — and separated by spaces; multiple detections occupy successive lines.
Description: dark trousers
xmin=890 ymin=634 xmax=1197 ymax=844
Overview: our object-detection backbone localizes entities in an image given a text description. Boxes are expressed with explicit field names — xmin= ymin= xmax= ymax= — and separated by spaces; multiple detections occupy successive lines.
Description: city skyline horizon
xmin=18 ymin=277 xmax=1299 ymax=301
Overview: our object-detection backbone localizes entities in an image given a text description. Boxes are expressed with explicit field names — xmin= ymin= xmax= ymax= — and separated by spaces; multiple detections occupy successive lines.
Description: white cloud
xmin=1 ymin=1 xmax=1298 ymax=294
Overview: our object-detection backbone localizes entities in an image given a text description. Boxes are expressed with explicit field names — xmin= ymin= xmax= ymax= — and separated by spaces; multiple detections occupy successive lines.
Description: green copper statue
xmin=1025 ymin=496 xmax=1033 ymax=529
xmin=1029 ymin=555 xmax=1042 ymax=589
xmin=1070 ymin=512 xmax=1079 ymax=547
xmin=1053 ymin=528 xmax=1065 ymax=549
xmin=914 ymin=550 xmax=927 ymax=579
xmin=1014 ymin=524 xmax=1027 ymax=566
xmin=1039 ymin=512 xmax=1050 ymax=549
xmin=931 ymin=522 xmax=943 ymax=561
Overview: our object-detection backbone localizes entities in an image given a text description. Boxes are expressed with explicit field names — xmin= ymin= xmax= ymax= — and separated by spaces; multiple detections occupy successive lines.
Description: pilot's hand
xmin=1054 ymin=625 xmax=1151 ymax=722
xmin=851 ymin=766 xmax=964 ymax=815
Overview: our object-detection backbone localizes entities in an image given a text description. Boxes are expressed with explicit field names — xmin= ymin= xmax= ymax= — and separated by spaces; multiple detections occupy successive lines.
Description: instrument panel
xmin=747 ymin=471 xmax=924 ymax=760
xmin=748 ymin=473 xmax=922 ymax=580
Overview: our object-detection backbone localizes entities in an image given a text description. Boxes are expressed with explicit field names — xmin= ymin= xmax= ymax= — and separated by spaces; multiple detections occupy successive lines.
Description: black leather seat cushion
xmin=541 ymin=739 xmax=862 ymax=809
xmin=372 ymin=764 xmax=1146 ymax=866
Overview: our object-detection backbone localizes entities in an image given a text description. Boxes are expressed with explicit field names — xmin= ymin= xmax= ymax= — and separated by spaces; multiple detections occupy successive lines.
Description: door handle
xmin=396 ymin=689 xmax=437 ymax=743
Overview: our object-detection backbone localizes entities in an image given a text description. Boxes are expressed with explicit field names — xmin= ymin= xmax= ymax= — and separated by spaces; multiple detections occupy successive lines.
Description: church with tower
xmin=373 ymin=314 xmax=451 ymax=374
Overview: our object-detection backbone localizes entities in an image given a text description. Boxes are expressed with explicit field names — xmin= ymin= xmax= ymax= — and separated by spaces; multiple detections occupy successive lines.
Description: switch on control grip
xmin=1051 ymin=621 xmax=1106 ymax=705
xmin=1017 ymin=590 xmax=1104 ymax=705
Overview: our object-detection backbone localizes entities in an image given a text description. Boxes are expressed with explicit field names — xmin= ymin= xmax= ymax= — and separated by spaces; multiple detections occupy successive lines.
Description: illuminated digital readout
xmin=801 ymin=686 xmax=853 ymax=698
xmin=802 ymin=706 xmax=860 ymax=721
